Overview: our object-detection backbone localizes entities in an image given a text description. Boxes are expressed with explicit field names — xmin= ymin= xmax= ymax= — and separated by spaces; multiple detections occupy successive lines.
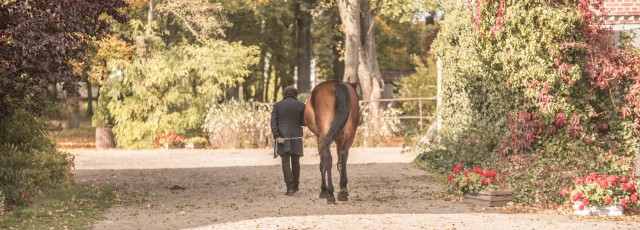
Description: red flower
xmin=456 ymin=163 xmax=464 ymax=169
xmin=607 ymin=175 xmax=619 ymax=185
xmin=574 ymin=177 xmax=584 ymax=184
xmin=631 ymin=194 xmax=638 ymax=203
xmin=466 ymin=177 xmax=471 ymax=183
xmin=447 ymin=175 xmax=454 ymax=181
xmin=621 ymin=199 xmax=628 ymax=207
xmin=620 ymin=177 xmax=630 ymax=183
xmin=473 ymin=167 xmax=484 ymax=175
xmin=481 ymin=178 xmax=488 ymax=185
xmin=582 ymin=198 xmax=589 ymax=206
xmin=579 ymin=204 xmax=585 ymax=210
xmin=560 ymin=188 xmax=571 ymax=197
xmin=605 ymin=197 xmax=613 ymax=204
xmin=463 ymin=170 xmax=469 ymax=176
xmin=573 ymin=192 xmax=583 ymax=202
xmin=483 ymin=170 xmax=496 ymax=178
xmin=453 ymin=168 xmax=459 ymax=173
xmin=454 ymin=181 xmax=458 ymax=185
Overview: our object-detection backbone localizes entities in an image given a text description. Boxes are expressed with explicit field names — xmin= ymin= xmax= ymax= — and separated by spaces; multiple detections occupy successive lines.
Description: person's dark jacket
xmin=271 ymin=96 xmax=305 ymax=158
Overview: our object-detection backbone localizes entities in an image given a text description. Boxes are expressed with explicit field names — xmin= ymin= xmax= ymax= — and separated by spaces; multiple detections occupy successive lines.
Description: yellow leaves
xmin=125 ymin=0 xmax=149 ymax=9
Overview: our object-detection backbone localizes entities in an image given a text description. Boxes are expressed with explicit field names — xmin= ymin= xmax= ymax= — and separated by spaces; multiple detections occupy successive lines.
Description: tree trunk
xmin=332 ymin=10 xmax=345 ymax=80
xmin=66 ymin=94 xmax=80 ymax=129
xmin=296 ymin=0 xmax=313 ymax=93
xmin=338 ymin=0 xmax=360 ymax=84
xmin=86 ymin=80 xmax=93 ymax=116
xmin=358 ymin=1 xmax=384 ymax=112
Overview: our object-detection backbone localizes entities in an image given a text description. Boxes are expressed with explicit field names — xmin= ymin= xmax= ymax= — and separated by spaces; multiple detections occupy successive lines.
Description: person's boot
xmin=292 ymin=182 xmax=299 ymax=194
xmin=285 ymin=185 xmax=295 ymax=196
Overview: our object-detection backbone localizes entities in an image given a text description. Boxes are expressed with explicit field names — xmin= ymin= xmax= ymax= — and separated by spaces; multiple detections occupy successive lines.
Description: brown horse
xmin=304 ymin=79 xmax=360 ymax=204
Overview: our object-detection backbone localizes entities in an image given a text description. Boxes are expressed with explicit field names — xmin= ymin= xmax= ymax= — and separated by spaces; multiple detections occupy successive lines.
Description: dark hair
xmin=283 ymin=86 xmax=298 ymax=98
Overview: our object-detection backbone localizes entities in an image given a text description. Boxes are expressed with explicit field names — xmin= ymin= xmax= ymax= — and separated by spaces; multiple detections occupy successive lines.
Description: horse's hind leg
xmin=337 ymin=143 xmax=349 ymax=201
xmin=323 ymin=148 xmax=336 ymax=204
xmin=318 ymin=156 xmax=328 ymax=199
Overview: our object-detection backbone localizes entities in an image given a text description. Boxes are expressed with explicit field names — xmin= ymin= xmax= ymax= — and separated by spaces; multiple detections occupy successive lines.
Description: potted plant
xmin=155 ymin=132 xmax=184 ymax=149
xmin=447 ymin=164 xmax=513 ymax=207
xmin=184 ymin=136 xmax=208 ymax=149
xmin=561 ymin=172 xmax=638 ymax=216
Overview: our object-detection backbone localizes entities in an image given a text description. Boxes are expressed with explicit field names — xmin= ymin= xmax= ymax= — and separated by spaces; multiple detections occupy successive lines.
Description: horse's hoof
xmin=327 ymin=196 xmax=336 ymax=204
xmin=319 ymin=192 xmax=328 ymax=199
xmin=338 ymin=190 xmax=349 ymax=201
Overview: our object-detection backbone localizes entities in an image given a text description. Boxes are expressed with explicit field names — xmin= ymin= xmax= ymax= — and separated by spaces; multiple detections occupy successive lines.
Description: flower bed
xmin=562 ymin=172 xmax=638 ymax=216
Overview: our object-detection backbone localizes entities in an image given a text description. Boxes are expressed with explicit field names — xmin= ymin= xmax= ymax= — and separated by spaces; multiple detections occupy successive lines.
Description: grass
xmin=0 ymin=183 xmax=121 ymax=230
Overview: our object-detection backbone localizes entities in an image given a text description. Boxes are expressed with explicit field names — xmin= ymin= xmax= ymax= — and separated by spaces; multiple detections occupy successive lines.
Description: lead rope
xmin=274 ymin=135 xmax=316 ymax=156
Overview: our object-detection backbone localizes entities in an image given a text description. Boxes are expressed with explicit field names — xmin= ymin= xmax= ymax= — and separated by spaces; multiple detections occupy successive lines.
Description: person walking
xmin=271 ymin=86 xmax=306 ymax=196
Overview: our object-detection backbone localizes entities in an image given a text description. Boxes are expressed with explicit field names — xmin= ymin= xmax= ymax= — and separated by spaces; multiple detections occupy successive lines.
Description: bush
xmin=0 ymin=110 xmax=73 ymax=206
xmin=204 ymin=100 xmax=274 ymax=148
xmin=357 ymin=103 xmax=402 ymax=147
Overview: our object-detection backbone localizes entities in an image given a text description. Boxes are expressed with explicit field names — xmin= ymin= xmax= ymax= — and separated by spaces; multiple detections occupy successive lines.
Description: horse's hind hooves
xmin=327 ymin=197 xmax=336 ymax=204
xmin=337 ymin=191 xmax=349 ymax=201
xmin=319 ymin=192 xmax=328 ymax=199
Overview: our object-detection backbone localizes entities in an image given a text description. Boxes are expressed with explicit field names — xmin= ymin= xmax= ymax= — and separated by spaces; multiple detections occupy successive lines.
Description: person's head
xmin=283 ymin=86 xmax=298 ymax=98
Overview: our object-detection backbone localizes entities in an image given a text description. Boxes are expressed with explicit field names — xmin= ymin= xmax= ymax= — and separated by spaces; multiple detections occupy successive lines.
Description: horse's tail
xmin=319 ymin=83 xmax=351 ymax=153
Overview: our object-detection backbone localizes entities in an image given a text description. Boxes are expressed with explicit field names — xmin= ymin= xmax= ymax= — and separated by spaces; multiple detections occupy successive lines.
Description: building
xmin=604 ymin=0 xmax=640 ymax=47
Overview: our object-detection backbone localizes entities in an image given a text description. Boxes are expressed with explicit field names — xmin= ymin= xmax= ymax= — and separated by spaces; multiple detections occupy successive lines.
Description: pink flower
xmin=466 ymin=177 xmax=471 ymax=183
xmin=621 ymin=199 xmax=628 ymax=207
xmin=447 ymin=175 xmax=454 ymax=181
xmin=607 ymin=175 xmax=619 ymax=185
xmin=598 ymin=178 xmax=609 ymax=188
xmin=582 ymin=198 xmax=589 ymax=206
xmin=560 ymin=188 xmax=571 ymax=197
xmin=631 ymin=194 xmax=638 ymax=203
xmin=574 ymin=177 xmax=584 ymax=184
xmin=579 ymin=204 xmax=585 ymax=210
xmin=620 ymin=177 xmax=629 ymax=183
xmin=605 ymin=197 xmax=613 ymax=204
xmin=573 ymin=192 xmax=583 ymax=202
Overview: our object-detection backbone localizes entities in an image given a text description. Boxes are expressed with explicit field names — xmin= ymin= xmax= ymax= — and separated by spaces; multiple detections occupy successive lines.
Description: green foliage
xmin=375 ymin=19 xmax=425 ymax=71
xmin=397 ymin=55 xmax=438 ymax=127
xmin=414 ymin=0 xmax=640 ymax=205
xmin=106 ymin=42 xmax=259 ymax=149
xmin=186 ymin=136 xmax=209 ymax=145
xmin=0 ymin=184 xmax=120 ymax=229
xmin=203 ymin=100 xmax=274 ymax=148
xmin=0 ymin=110 xmax=73 ymax=206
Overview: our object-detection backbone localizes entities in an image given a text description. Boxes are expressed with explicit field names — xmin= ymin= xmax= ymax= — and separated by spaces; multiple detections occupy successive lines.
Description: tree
xmin=100 ymin=0 xmax=260 ymax=148
xmin=337 ymin=0 xmax=433 ymax=111
xmin=0 ymin=0 xmax=127 ymax=205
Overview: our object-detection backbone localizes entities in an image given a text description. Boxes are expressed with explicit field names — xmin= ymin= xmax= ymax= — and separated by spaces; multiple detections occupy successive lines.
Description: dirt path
xmin=70 ymin=148 xmax=640 ymax=230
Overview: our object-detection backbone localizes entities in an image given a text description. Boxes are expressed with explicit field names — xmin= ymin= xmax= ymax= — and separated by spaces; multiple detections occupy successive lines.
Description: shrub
xmin=357 ymin=103 xmax=402 ymax=147
xmin=0 ymin=110 xmax=73 ymax=206
xmin=204 ymin=100 xmax=274 ymax=148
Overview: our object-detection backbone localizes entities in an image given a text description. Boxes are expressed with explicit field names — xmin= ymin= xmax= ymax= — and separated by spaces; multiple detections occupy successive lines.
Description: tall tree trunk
xmin=332 ymin=10 xmax=345 ymax=80
xmin=66 ymin=93 xmax=80 ymax=129
xmin=86 ymin=80 xmax=93 ymax=116
xmin=358 ymin=1 xmax=384 ymax=112
xmin=296 ymin=0 xmax=313 ymax=92
xmin=338 ymin=0 xmax=360 ymax=84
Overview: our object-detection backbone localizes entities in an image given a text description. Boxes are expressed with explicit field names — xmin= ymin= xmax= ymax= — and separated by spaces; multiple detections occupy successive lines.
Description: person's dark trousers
xmin=281 ymin=153 xmax=300 ymax=194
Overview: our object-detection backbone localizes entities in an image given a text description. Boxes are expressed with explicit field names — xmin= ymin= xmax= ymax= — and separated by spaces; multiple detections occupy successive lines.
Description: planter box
xmin=185 ymin=142 xmax=204 ymax=149
xmin=464 ymin=190 xmax=513 ymax=207
xmin=162 ymin=143 xmax=182 ymax=149
xmin=573 ymin=201 xmax=623 ymax=216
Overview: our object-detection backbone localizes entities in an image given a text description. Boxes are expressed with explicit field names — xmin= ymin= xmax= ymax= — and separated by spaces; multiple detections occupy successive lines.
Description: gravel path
xmin=69 ymin=147 xmax=640 ymax=230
